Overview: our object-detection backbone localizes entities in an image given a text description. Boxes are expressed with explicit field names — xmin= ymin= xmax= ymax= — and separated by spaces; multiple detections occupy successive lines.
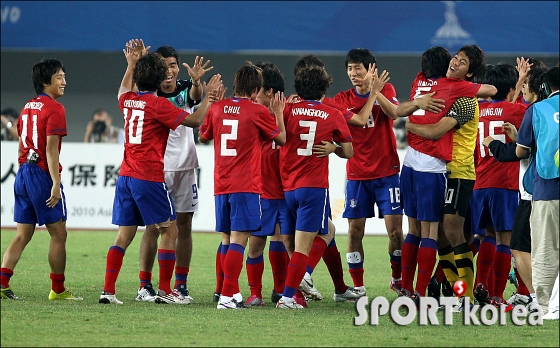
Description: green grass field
xmin=1 ymin=230 xmax=558 ymax=347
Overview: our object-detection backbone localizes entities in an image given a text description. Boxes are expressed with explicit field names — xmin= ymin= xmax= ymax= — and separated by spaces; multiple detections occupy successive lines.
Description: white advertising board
xmin=1 ymin=141 xmax=408 ymax=235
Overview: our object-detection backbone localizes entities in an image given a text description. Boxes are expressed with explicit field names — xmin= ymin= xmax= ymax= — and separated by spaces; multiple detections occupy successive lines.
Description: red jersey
xmin=334 ymin=84 xmax=400 ymax=180
xmin=200 ymin=97 xmax=280 ymax=195
xmin=280 ymin=100 xmax=352 ymax=191
xmin=407 ymin=72 xmax=481 ymax=162
xmin=17 ymin=94 xmax=67 ymax=175
xmin=474 ymin=100 xmax=527 ymax=190
xmin=118 ymin=91 xmax=189 ymax=182
xmin=515 ymin=94 xmax=531 ymax=107
xmin=261 ymin=134 xmax=284 ymax=200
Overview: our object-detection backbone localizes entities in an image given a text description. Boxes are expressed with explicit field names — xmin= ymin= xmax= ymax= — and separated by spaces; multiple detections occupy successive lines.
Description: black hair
xmin=421 ymin=46 xmax=451 ymax=78
xmin=345 ymin=48 xmax=376 ymax=70
xmin=544 ymin=66 xmax=559 ymax=93
xmin=527 ymin=57 xmax=547 ymax=70
xmin=294 ymin=66 xmax=332 ymax=101
xmin=233 ymin=62 xmax=263 ymax=97
xmin=526 ymin=68 xmax=547 ymax=101
xmin=477 ymin=64 xmax=517 ymax=101
xmin=294 ymin=55 xmax=325 ymax=76
xmin=155 ymin=46 xmax=180 ymax=65
xmin=1 ymin=107 xmax=19 ymax=119
xmin=32 ymin=59 xmax=65 ymax=95
xmin=255 ymin=62 xmax=285 ymax=94
xmin=456 ymin=45 xmax=485 ymax=81
xmin=134 ymin=53 xmax=168 ymax=92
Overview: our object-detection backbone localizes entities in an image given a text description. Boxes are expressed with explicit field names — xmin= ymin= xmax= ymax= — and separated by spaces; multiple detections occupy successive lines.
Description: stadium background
xmin=1 ymin=1 xmax=559 ymax=232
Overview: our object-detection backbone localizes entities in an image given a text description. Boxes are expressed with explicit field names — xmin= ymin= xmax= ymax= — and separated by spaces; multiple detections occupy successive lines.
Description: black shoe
xmin=441 ymin=278 xmax=453 ymax=297
xmin=427 ymin=276 xmax=441 ymax=302
xmin=271 ymin=290 xmax=282 ymax=304
xmin=176 ymin=284 xmax=190 ymax=297
xmin=213 ymin=292 xmax=220 ymax=303
xmin=474 ymin=283 xmax=491 ymax=306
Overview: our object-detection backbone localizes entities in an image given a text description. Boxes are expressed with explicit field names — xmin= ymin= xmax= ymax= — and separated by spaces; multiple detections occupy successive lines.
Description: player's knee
xmin=155 ymin=218 xmax=172 ymax=229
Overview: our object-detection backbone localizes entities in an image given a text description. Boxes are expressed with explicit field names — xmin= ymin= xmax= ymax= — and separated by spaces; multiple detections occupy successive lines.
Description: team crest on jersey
xmin=175 ymin=94 xmax=185 ymax=107
xmin=349 ymin=199 xmax=358 ymax=208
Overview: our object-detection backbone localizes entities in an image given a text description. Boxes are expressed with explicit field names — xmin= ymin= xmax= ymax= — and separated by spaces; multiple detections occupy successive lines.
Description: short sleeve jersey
xmin=199 ymin=97 xmax=280 ymax=195
xmin=17 ymin=94 xmax=67 ymax=175
xmin=334 ymin=84 xmax=399 ymax=180
xmin=406 ymin=72 xmax=481 ymax=162
xmin=474 ymin=100 xmax=527 ymax=190
xmin=157 ymin=79 xmax=200 ymax=171
xmin=280 ymin=100 xmax=352 ymax=191
xmin=261 ymin=123 xmax=284 ymax=200
xmin=118 ymin=91 xmax=189 ymax=182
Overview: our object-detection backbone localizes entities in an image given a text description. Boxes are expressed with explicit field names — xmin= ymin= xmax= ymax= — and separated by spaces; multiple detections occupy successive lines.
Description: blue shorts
xmin=471 ymin=188 xmax=519 ymax=231
xmin=112 ymin=176 xmax=177 ymax=226
xmin=284 ymin=188 xmax=330 ymax=235
xmin=464 ymin=199 xmax=485 ymax=237
xmin=253 ymin=198 xmax=292 ymax=237
xmin=13 ymin=164 xmax=67 ymax=226
xmin=215 ymin=193 xmax=262 ymax=233
xmin=399 ymin=165 xmax=447 ymax=222
xmin=343 ymin=174 xmax=403 ymax=219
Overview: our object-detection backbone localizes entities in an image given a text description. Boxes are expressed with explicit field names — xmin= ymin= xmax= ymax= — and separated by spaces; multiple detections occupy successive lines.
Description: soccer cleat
xmin=0 ymin=287 xmax=21 ymax=300
xmin=333 ymin=286 xmax=366 ymax=302
xmin=506 ymin=292 xmax=531 ymax=306
xmin=508 ymin=270 xmax=519 ymax=290
xmin=398 ymin=288 xmax=412 ymax=298
xmin=293 ymin=294 xmax=308 ymax=308
xmin=276 ymin=297 xmax=304 ymax=309
xmin=244 ymin=294 xmax=264 ymax=307
xmin=390 ymin=279 xmax=403 ymax=292
xmin=474 ymin=283 xmax=491 ymax=306
xmin=99 ymin=292 xmax=123 ymax=304
xmin=441 ymin=278 xmax=454 ymax=297
xmin=543 ymin=309 xmax=559 ymax=320
xmin=155 ymin=289 xmax=191 ymax=304
xmin=213 ymin=292 xmax=220 ymax=303
xmin=176 ymin=284 xmax=194 ymax=303
xmin=48 ymin=289 xmax=83 ymax=301
xmin=526 ymin=301 xmax=543 ymax=315
xmin=136 ymin=283 xmax=157 ymax=302
xmin=452 ymin=296 xmax=474 ymax=312
xmin=217 ymin=296 xmax=245 ymax=309
xmin=427 ymin=276 xmax=441 ymax=302
xmin=410 ymin=290 xmax=421 ymax=309
xmin=271 ymin=290 xmax=282 ymax=304
xmin=299 ymin=276 xmax=322 ymax=301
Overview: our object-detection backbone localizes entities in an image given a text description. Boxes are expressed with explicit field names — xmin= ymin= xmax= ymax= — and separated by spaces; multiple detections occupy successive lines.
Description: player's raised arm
xmin=180 ymin=74 xmax=222 ymax=128
xmin=269 ymin=91 xmax=286 ymax=146
xmin=184 ymin=56 xmax=214 ymax=101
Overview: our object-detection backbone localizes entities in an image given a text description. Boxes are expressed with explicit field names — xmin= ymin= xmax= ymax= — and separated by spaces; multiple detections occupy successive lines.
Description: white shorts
xmin=164 ymin=169 xmax=199 ymax=213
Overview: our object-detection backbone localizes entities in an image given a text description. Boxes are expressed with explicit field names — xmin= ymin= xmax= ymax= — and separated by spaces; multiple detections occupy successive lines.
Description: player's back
xmin=18 ymin=95 xmax=66 ymax=175
xmin=280 ymin=100 xmax=352 ymax=191
xmin=406 ymin=72 xmax=479 ymax=162
xmin=119 ymin=91 xmax=184 ymax=182
xmin=474 ymin=100 xmax=527 ymax=190
xmin=204 ymin=97 xmax=277 ymax=195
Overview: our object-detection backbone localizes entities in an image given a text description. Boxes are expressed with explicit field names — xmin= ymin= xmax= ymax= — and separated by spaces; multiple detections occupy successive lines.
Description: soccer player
xmin=516 ymin=66 xmax=559 ymax=317
xmin=136 ymin=46 xmax=214 ymax=304
xmin=470 ymin=64 xmax=527 ymax=305
xmin=99 ymin=41 xmax=222 ymax=304
xmin=0 ymin=59 xmax=82 ymax=301
xmin=400 ymin=45 xmax=496 ymax=306
xmin=199 ymin=63 xmax=286 ymax=310
xmin=241 ymin=61 xmax=289 ymax=307
xmin=482 ymin=68 xmax=547 ymax=311
xmin=291 ymin=54 xmax=377 ymax=302
xmin=333 ymin=48 xmax=403 ymax=294
xmin=277 ymin=66 xmax=353 ymax=309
